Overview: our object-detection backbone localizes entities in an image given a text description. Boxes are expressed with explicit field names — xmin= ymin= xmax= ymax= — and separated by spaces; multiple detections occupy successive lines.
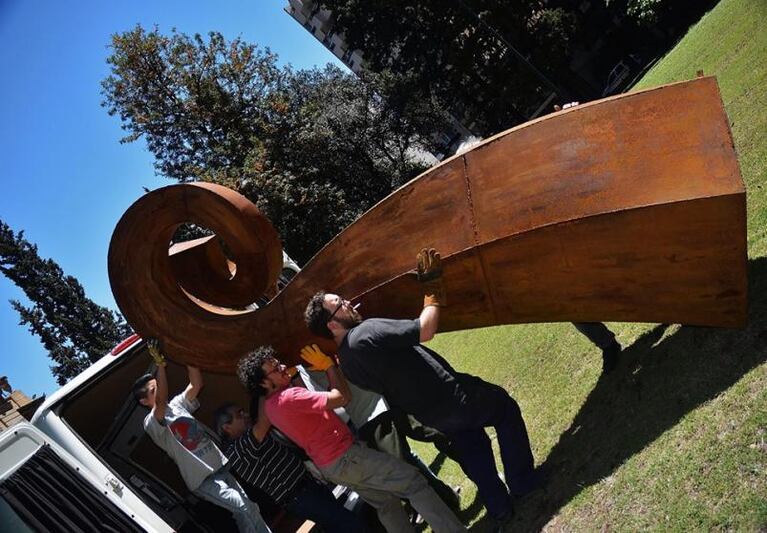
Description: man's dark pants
xmin=284 ymin=477 xmax=363 ymax=533
xmin=434 ymin=380 xmax=536 ymax=520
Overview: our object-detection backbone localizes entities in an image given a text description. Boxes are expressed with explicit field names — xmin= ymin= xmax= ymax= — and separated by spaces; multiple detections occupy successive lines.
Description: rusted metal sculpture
xmin=108 ymin=76 xmax=747 ymax=373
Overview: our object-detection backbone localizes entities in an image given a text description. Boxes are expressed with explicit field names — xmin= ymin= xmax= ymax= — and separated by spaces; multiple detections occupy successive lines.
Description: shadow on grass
xmin=510 ymin=257 xmax=767 ymax=531
xmin=424 ymin=450 xmax=490 ymax=529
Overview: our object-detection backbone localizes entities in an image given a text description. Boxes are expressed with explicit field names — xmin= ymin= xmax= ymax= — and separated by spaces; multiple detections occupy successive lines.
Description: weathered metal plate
xmin=108 ymin=76 xmax=747 ymax=373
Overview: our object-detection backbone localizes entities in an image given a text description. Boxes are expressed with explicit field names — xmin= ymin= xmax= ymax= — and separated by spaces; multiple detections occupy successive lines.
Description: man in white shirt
xmin=132 ymin=340 xmax=270 ymax=533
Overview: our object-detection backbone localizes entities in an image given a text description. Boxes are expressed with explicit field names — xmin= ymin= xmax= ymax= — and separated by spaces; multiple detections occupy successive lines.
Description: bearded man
xmin=304 ymin=249 xmax=541 ymax=530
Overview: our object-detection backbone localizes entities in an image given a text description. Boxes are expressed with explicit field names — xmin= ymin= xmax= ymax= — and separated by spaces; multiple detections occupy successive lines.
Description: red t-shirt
xmin=264 ymin=387 xmax=354 ymax=467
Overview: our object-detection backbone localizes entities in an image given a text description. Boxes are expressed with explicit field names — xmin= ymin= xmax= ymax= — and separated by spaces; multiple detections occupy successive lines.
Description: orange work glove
xmin=416 ymin=248 xmax=446 ymax=308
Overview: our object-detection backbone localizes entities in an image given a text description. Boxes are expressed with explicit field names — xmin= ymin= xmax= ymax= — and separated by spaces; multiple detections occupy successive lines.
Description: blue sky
xmin=0 ymin=0 xmax=344 ymax=397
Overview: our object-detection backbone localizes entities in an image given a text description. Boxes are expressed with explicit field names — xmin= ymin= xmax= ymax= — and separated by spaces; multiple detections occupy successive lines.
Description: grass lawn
xmin=411 ymin=0 xmax=767 ymax=530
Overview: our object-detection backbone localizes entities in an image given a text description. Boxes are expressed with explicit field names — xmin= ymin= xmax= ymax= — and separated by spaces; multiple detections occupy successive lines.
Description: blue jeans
xmin=285 ymin=477 xmax=364 ymax=533
xmin=194 ymin=469 xmax=271 ymax=533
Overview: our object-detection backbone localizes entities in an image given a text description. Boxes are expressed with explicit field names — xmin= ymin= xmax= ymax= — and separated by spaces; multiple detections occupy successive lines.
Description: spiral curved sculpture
xmin=108 ymin=76 xmax=747 ymax=373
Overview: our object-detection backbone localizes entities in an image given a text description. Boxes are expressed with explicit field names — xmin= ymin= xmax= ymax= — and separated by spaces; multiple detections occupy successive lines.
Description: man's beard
xmin=336 ymin=307 xmax=363 ymax=329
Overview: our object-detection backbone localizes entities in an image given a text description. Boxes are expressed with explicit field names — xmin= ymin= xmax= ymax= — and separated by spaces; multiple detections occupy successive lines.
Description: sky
xmin=0 ymin=0 xmax=345 ymax=397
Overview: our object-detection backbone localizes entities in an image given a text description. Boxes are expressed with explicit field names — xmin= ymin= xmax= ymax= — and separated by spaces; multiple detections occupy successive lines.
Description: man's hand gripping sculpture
xmin=416 ymin=247 xmax=446 ymax=342
xmin=417 ymin=247 xmax=446 ymax=308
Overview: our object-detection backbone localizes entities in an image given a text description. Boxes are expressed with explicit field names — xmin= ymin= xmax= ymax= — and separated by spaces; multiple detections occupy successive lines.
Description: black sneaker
xmin=602 ymin=340 xmax=622 ymax=374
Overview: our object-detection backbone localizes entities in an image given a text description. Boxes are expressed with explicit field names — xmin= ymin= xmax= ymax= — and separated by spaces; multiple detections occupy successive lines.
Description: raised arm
xmin=419 ymin=304 xmax=441 ymax=342
xmin=416 ymin=248 xmax=446 ymax=342
xmin=184 ymin=366 xmax=204 ymax=403
xmin=325 ymin=364 xmax=352 ymax=409
xmin=148 ymin=339 xmax=168 ymax=422
xmin=251 ymin=395 xmax=271 ymax=442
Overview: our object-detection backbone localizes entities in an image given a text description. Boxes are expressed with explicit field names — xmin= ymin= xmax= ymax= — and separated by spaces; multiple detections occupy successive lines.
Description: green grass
xmin=410 ymin=1 xmax=767 ymax=530
xmin=634 ymin=0 xmax=767 ymax=259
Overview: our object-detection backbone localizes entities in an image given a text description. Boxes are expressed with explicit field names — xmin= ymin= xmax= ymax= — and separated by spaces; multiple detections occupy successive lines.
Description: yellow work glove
xmin=300 ymin=344 xmax=336 ymax=372
xmin=417 ymin=248 xmax=446 ymax=308
xmin=147 ymin=338 xmax=166 ymax=367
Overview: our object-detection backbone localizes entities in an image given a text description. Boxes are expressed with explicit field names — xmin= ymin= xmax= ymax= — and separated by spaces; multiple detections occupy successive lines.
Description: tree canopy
xmin=317 ymin=0 xmax=576 ymax=135
xmin=102 ymin=26 xmax=448 ymax=263
xmin=0 ymin=220 xmax=132 ymax=385
xmin=315 ymin=0 xmax=712 ymax=136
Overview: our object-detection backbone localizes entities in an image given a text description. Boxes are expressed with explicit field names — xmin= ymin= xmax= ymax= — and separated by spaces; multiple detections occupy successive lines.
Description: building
xmin=284 ymin=0 xmax=364 ymax=74
xmin=0 ymin=377 xmax=45 ymax=433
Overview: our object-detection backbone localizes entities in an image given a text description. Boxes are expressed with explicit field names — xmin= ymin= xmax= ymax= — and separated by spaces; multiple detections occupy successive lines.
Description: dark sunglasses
xmin=327 ymin=298 xmax=346 ymax=322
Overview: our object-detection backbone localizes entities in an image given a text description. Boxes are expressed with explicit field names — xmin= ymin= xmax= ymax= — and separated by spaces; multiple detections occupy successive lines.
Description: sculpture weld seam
xmin=461 ymin=153 xmax=481 ymax=247
xmin=108 ymin=76 xmax=747 ymax=374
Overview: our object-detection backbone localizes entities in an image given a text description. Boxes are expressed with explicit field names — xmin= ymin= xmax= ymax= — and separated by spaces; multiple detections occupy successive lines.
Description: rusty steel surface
xmin=108 ymin=77 xmax=747 ymax=373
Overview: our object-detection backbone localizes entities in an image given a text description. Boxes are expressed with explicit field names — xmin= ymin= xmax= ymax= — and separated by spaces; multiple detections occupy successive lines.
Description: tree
xmin=526 ymin=6 xmax=580 ymax=69
xmin=317 ymin=0 xmax=569 ymax=136
xmin=606 ymin=0 xmax=664 ymax=25
xmin=0 ymin=220 xmax=133 ymax=385
xmin=318 ymin=0 xmax=724 ymax=137
xmin=102 ymin=26 xmax=447 ymax=263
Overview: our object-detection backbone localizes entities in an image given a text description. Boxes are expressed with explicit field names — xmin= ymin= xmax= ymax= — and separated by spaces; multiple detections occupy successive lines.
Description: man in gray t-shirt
xmin=132 ymin=340 xmax=270 ymax=533
xmin=305 ymin=249 xmax=539 ymax=531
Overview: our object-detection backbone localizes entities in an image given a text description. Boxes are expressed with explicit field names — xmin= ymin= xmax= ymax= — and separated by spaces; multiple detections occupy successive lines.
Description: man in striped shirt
xmin=215 ymin=398 xmax=363 ymax=532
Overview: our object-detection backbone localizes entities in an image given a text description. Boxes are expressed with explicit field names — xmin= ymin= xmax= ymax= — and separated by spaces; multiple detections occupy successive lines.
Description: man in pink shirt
xmin=236 ymin=345 xmax=465 ymax=533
